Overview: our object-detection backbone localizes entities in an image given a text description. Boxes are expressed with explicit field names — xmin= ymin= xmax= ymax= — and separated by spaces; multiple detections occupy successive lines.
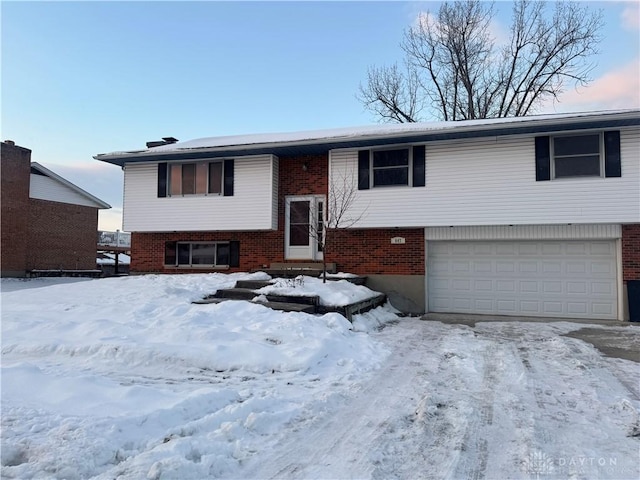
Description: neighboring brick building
xmin=1 ymin=141 xmax=111 ymax=277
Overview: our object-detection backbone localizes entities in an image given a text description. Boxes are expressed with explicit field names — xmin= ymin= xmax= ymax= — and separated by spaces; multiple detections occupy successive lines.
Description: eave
xmin=94 ymin=110 xmax=640 ymax=167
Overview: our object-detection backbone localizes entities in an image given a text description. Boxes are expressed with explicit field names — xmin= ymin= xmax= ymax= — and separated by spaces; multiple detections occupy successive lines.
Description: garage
xmin=427 ymin=238 xmax=618 ymax=320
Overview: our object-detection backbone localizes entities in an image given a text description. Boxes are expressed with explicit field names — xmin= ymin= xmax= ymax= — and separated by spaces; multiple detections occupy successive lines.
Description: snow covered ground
xmin=2 ymin=274 xmax=639 ymax=479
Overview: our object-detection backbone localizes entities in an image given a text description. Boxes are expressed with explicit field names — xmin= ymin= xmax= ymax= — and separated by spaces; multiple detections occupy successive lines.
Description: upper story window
xmin=552 ymin=134 xmax=602 ymax=179
xmin=158 ymin=159 xmax=233 ymax=198
xmin=372 ymin=149 xmax=410 ymax=186
xmin=535 ymin=131 xmax=621 ymax=182
xmin=168 ymin=162 xmax=223 ymax=196
xmin=358 ymin=145 xmax=425 ymax=190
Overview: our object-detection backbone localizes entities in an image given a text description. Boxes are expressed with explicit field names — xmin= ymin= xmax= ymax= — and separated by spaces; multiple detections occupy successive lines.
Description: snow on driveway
xmin=239 ymin=319 xmax=640 ymax=480
xmin=2 ymin=275 xmax=639 ymax=479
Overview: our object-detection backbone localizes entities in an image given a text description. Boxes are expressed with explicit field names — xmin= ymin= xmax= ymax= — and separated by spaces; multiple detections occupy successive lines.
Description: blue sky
xmin=2 ymin=1 xmax=639 ymax=230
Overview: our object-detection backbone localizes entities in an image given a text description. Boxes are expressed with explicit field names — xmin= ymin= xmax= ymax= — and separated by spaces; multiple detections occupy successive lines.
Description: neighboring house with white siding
xmin=1 ymin=140 xmax=111 ymax=277
xmin=95 ymin=110 xmax=640 ymax=320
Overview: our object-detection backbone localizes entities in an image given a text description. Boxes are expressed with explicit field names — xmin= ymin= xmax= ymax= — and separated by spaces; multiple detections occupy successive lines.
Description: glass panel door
xmin=289 ymin=201 xmax=310 ymax=246
xmin=285 ymin=196 xmax=324 ymax=260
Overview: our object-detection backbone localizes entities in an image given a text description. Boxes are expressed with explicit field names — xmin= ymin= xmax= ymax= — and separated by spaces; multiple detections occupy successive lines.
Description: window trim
xmin=165 ymin=241 xmax=230 ymax=268
xmin=550 ymin=132 xmax=604 ymax=180
xmin=370 ymin=147 xmax=413 ymax=188
xmin=166 ymin=160 xmax=225 ymax=197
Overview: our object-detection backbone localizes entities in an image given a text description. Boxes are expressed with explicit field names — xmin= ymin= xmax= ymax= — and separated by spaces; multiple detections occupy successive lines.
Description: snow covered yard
xmin=2 ymin=274 xmax=639 ymax=479
xmin=1 ymin=274 xmax=394 ymax=479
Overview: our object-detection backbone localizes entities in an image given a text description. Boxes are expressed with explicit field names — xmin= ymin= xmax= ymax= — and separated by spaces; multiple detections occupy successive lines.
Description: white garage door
xmin=427 ymin=240 xmax=617 ymax=319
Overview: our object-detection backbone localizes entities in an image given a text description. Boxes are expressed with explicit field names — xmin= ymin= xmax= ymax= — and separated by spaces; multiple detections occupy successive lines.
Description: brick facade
xmin=622 ymin=224 xmax=640 ymax=282
xmin=1 ymin=140 xmax=102 ymax=276
xmin=131 ymin=154 xmax=424 ymax=276
xmin=1 ymin=141 xmax=31 ymax=276
xmin=329 ymin=228 xmax=424 ymax=275
xmin=27 ymin=199 xmax=99 ymax=271
xmin=132 ymin=155 xmax=327 ymax=273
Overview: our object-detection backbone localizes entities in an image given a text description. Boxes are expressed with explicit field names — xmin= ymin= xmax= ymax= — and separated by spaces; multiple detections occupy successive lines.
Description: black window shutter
xmin=223 ymin=159 xmax=234 ymax=196
xmin=229 ymin=241 xmax=240 ymax=267
xmin=604 ymin=131 xmax=621 ymax=178
xmin=535 ymin=136 xmax=551 ymax=181
xmin=157 ymin=163 xmax=168 ymax=197
xmin=358 ymin=150 xmax=370 ymax=190
xmin=412 ymin=145 xmax=426 ymax=187
xmin=164 ymin=241 xmax=177 ymax=265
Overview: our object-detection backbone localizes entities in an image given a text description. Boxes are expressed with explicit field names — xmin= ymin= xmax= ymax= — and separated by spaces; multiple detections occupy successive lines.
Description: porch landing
xmin=253 ymin=262 xmax=367 ymax=286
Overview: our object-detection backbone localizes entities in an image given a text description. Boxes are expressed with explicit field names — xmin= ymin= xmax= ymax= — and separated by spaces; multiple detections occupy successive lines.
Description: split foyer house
xmin=1 ymin=140 xmax=111 ymax=277
xmin=95 ymin=110 xmax=640 ymax=320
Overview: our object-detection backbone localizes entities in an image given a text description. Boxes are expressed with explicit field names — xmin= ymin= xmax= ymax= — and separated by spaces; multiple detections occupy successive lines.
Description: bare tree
xmin=310 ymin=168 xmax=366 ymax=283
xmin=358 ymin=0 xmax=603 ymax=121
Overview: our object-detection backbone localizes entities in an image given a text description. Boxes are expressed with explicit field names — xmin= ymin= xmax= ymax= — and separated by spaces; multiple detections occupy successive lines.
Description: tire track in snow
xmin=239 ymin=318 xmax=442 ymax=479
xmin=238 ymin=320 xmax=640 ymax=480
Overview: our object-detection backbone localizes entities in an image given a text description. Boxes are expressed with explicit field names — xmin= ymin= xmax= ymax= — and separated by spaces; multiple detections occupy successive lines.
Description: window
xmin=358 ymin=146 xmax=425 ymax=190
xmin=372 ymin=149 xmax=410 ymax=186
xmin=158 ymin=160 xmax=233 ymax=198
xmin=165 ymin=242 xmax=230 ymax=267
xmin=168 ymin=161 xmax=223 ymax=196
xmin=552 ymin=133 xmax=602 ymax=178
xmin=536 ymin=131 xmax=621 ymax=182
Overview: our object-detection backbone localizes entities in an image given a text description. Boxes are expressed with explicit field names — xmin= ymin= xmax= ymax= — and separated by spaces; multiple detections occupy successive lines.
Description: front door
xmin=285 ymin=196 xmax=325 ymax=260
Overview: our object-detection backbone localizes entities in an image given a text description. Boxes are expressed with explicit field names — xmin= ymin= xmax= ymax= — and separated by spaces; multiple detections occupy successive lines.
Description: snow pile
xmin=255 ymin=275 xmax=379 ymax=306
xmin=1 ymin=274 xmax=393 ymax=479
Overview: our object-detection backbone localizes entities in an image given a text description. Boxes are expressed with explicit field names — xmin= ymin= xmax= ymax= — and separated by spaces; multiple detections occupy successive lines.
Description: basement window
xmin=165 ymin=242 xmax=230 ymax=267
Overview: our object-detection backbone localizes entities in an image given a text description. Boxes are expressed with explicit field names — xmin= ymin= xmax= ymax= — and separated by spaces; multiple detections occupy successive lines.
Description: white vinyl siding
xmin=424 ymin=224 xmax=622 ymax=241
xmin=427 ymin=240 xmax=618 ymax=320
xmin=29 ymin=174 xmax=104 ymax=208
xmin=329 ymin=127 xmax=640 ymax=228
xmin=271 ymin=157 xmax=279 ymax=230
xmin=123 ymin=155 xmax=278 ymax=232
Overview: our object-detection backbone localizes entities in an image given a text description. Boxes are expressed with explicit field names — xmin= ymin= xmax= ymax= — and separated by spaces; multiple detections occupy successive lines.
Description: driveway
xmin=239 ymin=317 xmax=640 ymax=479
xmin=424 ymin=312 xmax=640 ymax=362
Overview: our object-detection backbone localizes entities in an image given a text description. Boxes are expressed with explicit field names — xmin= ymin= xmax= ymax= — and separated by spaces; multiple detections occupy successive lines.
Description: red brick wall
xmin=27 ymin=199 xmax=99 ymax=271
xmin=328 ymin=228 xmax=424 ymax=275
xmin=1 ymin=141 xmax=31 ymax=276
xmin=132 ymin=231 xmax=283 ymax=273
xmin=622 ymin=224 xmax=640 ymax=281
xmin=132 ymin=227 xmax=424 ymax=275
xmin=278 ymin=155 xmax=328 ymax=199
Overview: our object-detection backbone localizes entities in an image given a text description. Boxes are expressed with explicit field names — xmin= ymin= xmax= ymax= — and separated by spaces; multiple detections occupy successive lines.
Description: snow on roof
xmin=96 ymin=109 xmax=639 ymax=160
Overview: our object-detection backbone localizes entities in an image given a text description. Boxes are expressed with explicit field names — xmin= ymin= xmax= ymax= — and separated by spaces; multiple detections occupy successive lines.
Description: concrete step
xmin=234 ymin=280 xmax=273 ymax=290
xmin=258 ymin=301 xmax=316 ymax=314
xmin=192 ymin=296 xmax=316 ymax=314
xmin=213 ymin=288 xmax=257 ymax=300
xmin=191 ymin=297 xmax=226 ymax=305
xmin=265 ymin=293 xmax=320 ymax=306
xmin=270 ymin=262 xmax=336 ymax=273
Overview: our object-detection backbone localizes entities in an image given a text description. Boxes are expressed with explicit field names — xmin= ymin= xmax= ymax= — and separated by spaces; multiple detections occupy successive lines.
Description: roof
xmin=31 ymin=162 xmax=111 ymax=209
xmin=95 ymin=109 xmax=640 ymax=166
